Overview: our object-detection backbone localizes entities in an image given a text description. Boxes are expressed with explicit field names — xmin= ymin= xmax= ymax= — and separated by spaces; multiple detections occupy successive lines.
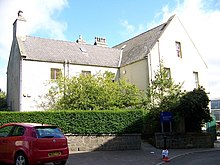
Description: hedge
xmin=0 ymin=110 xmax=144 ymax=134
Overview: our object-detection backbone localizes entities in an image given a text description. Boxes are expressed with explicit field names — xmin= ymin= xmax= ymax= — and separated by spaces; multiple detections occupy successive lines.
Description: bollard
xmin=162 ymin=135 xmax=169 ymax=162
xmin=162 ymin=149 xmax=169 ymax=162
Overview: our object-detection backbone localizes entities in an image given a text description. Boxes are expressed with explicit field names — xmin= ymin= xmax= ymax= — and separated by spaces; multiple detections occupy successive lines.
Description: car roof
xmin=1 ymin=123 xmax=52 ymax=128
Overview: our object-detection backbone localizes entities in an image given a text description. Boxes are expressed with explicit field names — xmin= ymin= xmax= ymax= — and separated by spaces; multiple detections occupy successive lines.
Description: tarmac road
xmin=66 ymin=150 xmax=162 ymax=165
xmin=162 ymin=150 xmax=220 ymax=165
xmin=2 ymin=142 xmax=220 ymax=165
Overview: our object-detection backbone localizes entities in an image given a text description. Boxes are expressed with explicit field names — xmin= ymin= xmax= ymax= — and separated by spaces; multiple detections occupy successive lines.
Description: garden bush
xmin=0 ymin=109 xmax=144 ymax=134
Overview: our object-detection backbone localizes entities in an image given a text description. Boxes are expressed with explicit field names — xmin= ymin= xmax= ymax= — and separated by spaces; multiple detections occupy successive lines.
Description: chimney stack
xmin=94 ymin=37 xmax=108 ymax=47
xmin=76 ymin=35 xmax=86 ymax=44
xmin=13 ymin=10 xmax=27 ymax=40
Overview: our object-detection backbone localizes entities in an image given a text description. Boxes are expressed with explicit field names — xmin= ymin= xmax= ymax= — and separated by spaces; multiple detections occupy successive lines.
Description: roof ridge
xmin=26 ymin=35 xmax=120 ymax=50
xmin=113 ymin=22 xmax=166 ymax=48
xmin=113 ymin=15 xmax=176 ymax=48
xmin=26 ymin=35 xmax=76 ymax=44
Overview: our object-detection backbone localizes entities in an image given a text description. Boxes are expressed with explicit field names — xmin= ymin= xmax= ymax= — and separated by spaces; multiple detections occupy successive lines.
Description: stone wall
xmin=155 ymin=132 xmax=214 ymax=149
xmin=66 ymin=134 xmax=141 ymax=152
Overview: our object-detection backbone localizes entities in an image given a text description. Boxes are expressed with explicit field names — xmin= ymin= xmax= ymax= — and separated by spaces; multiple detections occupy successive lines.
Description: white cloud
xmin=120 ymin=20 xmax=135 ymax=34
xmin=0 ymin=0 xmax=68 ymax=91
xmin=120 ymin=20 xmax=146 ymax=39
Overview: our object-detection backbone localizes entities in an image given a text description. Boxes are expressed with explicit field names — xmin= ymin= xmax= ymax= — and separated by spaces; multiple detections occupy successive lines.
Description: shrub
xmin=0 ymin=109 xmax=144 ymax=134
xmin=40 ymin=72 xmax=145 ymax=110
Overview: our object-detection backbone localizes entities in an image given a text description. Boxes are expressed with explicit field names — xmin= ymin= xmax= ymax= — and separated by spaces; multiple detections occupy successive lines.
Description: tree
xmin=143 ymin=63 xmax=184 ymax=134
xmin=172 ymin=87 xmax=212 ymax=132
xmin=40 ymin=72 xmax=144 ymax=110
xmin=0 ymin=90 xmax=8 ymax=111
xmin=144 ymin=63 xmax=184 ymax=111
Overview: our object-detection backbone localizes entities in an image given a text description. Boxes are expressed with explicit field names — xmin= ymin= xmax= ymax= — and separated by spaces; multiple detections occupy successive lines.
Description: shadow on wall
xmin=66 ymin=118 xmax=143 ymax=152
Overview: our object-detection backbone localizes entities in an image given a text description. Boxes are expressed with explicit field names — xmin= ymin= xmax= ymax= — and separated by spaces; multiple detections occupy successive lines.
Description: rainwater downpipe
xmin=157 ymin=40 xmax=162 ymax=72
xmin=63 ymin=60 xmax=68 ymax=98
xmin=117 ymin=45 xmax=126 ymax=79
xmin=19 ymin=57 xmax=22 ymax=111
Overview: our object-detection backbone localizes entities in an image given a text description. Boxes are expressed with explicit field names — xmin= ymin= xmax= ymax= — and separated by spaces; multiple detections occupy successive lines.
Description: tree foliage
xmin=172 ymin=87 xmax=212 ymax=132
xmin=0 ymin=90 xmax=8 ymax=111
xmin=144 ymin=63 xmax=184 ymax=111
xmin=143 ymin=63 xmax=184 ymax=134
xmin=41 ymin=72 xmax=144 ymax=110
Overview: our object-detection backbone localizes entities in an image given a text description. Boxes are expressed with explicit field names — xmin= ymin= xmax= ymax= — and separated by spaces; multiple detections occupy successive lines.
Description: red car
xmin=0 ymin=123 xmax=69 ymax=165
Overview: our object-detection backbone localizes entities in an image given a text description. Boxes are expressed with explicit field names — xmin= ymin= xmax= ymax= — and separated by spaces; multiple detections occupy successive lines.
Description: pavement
xmin=66 ymin=140 xmax=220 ymax=165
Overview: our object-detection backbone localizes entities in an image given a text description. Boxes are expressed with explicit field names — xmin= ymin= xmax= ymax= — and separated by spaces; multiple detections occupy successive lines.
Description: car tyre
xmin=53 ymin=160 xmax=67 ymax=165
xmin=15 ymin=152 xmax=28 ymax=165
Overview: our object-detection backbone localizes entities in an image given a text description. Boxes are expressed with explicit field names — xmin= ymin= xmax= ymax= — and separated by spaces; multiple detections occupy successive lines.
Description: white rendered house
xmin=114 ymin=15 xmax=208 ymax=92
xmin=7 ymin=13 xmax=208 ymax=111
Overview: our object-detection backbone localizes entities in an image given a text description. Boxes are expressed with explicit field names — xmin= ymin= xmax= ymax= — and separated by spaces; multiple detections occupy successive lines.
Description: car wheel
xmin=53 ymin=160 xmax=67 ymax=165
xmin=15 ymin=152 xmax=28 ymax=165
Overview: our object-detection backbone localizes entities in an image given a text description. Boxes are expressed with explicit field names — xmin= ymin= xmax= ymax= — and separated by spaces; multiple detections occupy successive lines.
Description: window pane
xmin=81 ymin=71 xmax=91 ymax=76
xmin=11 ymin=126 xmax=25 ymax=136
xmin=35 ymin=126 xmax=64 ymax=138
xmin=211 ymin=100 xmax=220 ymax=109
xmin=164 ymin=68 xmax=171 ymax=79
xmin=0 ymin=126 xmax=14 ymax=137
xmin=175 ymin=41 xmax=182 ymax=58
xmin=193 ymin=71 xmax=199 ymax=88
xmin=51 ymin=68 xmax=61 ymax=79
xmin=213 ymin=111 xmax=220 ymax=121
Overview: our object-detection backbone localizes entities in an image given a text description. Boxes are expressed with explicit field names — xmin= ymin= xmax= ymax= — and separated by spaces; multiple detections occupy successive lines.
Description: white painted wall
xmin=120 ymin=60 xmax=149 ymax=91
xmin=21 ymin=60 xmax=118 ymax=111
xmin=149 ymin=16 xmax=208 ymax=92
xmin=7 ymin=39 xmax=21 ymax=111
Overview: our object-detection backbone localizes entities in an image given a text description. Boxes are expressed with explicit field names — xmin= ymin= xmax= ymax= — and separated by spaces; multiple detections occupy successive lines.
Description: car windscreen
xmin=35 ymin=126 xmax=65 ymax=138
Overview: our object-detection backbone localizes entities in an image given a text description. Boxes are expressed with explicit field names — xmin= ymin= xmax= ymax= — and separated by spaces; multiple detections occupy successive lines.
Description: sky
xmin=0 ymin=0 xmax=219 ymax=98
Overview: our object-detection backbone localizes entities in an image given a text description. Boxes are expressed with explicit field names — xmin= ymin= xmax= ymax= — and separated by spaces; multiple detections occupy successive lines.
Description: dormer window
xmin=175 ymin=41 xmax=182 ymax=58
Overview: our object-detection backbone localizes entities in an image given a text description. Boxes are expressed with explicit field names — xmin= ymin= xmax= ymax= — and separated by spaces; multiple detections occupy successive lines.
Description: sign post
xmin=160 ymin=112 xmax=173 ymax=133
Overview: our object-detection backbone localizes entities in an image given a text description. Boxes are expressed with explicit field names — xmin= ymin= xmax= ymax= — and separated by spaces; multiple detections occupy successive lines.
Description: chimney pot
xmin=94 ymin=37 xmax=108 ymax=47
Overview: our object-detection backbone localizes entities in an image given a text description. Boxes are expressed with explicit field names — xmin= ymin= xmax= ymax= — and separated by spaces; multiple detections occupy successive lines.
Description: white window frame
xmin=51 ymin=68 xmax=61 ymax=79
xmin=164 ymin=67 xmax=171 ymax=79
xmin=193 ymin=71 xmax=199 ymax=88
xmin=81 ymin=70 xmax=91 ymax=76
xmin=175 ymin=41 xmax=182 ymax=58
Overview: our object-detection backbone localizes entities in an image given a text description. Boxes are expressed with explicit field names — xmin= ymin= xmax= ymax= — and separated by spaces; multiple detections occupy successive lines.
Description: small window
xmin=175 ymin=41 xmax=182 ymax=58
xmin=164 ymin=67 xmax=171 ymax=79
xmin=35 ymin=126 xmax=64 ymax=138
xmin=11 ymin=126 xmax=25 ymax=136
xmin=81 ymin=70 xmax=91 ymax=76
xmin=0 ymin=126 xmax=14 ymax=137
xmin=51 ymin=68 xmax=62 ymax=79
xmin=213 ymin=111 xmax=220 ymax=121
xmin=211 ymin=100 xmax=220 ymax=109
xmin=193 ymin=71 xmax=199 ymax=88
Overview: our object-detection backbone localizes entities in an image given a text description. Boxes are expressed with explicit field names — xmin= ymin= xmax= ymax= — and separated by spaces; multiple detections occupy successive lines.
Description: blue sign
xmin=160 ymin=112 xmax=173 ymax=122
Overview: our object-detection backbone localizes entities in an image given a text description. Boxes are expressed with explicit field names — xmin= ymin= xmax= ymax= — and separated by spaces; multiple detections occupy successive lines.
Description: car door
xmin=5 ymin=126 xmax=26 ymax=161
xmin=0 ymin=125 xmax=14 ymax=161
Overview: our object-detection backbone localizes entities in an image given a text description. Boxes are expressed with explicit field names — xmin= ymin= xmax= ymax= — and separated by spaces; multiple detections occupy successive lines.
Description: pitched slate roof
xmin=17 ymin=36 xmax=121 ymax=68
xmin=113 ymin=15 xmax=175 ymax=66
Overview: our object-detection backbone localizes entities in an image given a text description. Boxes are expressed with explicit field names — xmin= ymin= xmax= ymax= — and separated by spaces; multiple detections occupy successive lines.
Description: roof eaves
xmin=23 ymin=58 xmax=119 ymax=68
